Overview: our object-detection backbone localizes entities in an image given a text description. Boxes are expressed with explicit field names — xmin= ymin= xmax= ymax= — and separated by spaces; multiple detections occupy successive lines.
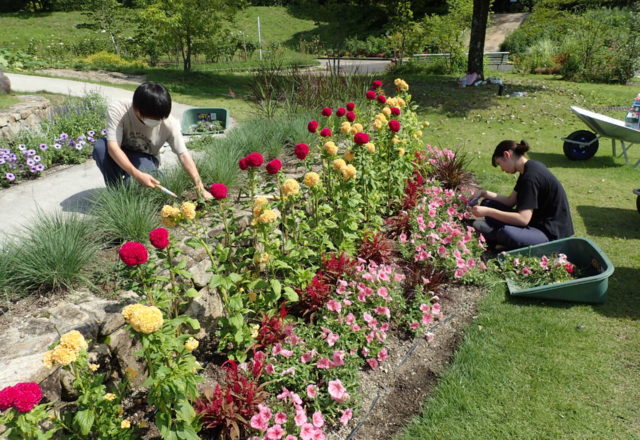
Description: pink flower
xmin=326 ymin=300 xmax=342 ymax=313
xmin=286 ymin=436 xmax=298 ymax=440
xmin=432 ymin=303 xmax=441 ymax=315
xmin=521 ymin=266 xmax=532 ymax=275
xmin=410 ymin=322 xmax=420 ymax=330
xmin=422 ymin=313 xmax=433 ymax=324
xmin=332 ymin=350 xmax=345 ymax=366
xmin=345 ymin=313 xmax=356 ymax=324
xmin=312 ymin=411 xmax=325 ymax=428
xmin=267 ymin=424 xmax=285 ymax=440
xmin=300 ymin=351 xmax=314 ymax=363
xmin=339 ymin=408 xmax=353 ymax=425
xmin=316 ymin=358 xmax=333 ymax=369
xmin=300 ymin=423 xmax=315 ymax=440
xmin=377 ymin=348 xmax=388 ymax=362
xmin=328 ymin=379 xmax=347 ymax=402
xmin=367 ymin=358 xmax=379 ymax=369
xmin=326 ymin=332 xmax=339 ymax=347
xmin=295 ymin=409 xmax=307 ymax=426
xmin=258 ymin=404 xmax=273 ymax=420
xmin=275 ymin=412 xmax=288 ymax=425
xmin=251 ymin=414 xmax=269 ymax=431
xmin=375 ymin=306 xmax=390 ymax=318
xmin=377 ymin=286 xmax=389 ymax=299
xmin=306 ymin=384 xmax=318 ymax=399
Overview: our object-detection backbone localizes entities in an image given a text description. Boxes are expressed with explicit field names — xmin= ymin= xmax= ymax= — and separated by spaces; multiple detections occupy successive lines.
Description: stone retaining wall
xmin=0 ymin=95 xmax=52 ymax=140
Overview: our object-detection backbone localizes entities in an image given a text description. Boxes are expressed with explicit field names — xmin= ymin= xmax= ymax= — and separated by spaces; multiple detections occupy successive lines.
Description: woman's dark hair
xmin=132 ymin=82 xmax=172 ymax=119
xmin=491 ymin=140 xmax=530 ymax=167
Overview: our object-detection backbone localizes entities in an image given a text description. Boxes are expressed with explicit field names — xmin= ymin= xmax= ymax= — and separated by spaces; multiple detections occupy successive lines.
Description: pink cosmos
xmin=367 ymin=358 xmax=379 ymax=369
xmin=312 ymin=429 xmax=325 ymax=440
xmin=281 ymin=367 xmax=296 ymax=375
xmin=422 ymin=313 xmax=433 ymax=325
xmin=432 ymin=303 xmax=441 ymax=315
xmin=454 ymin=268 xmax=465 ymax=278
xmin=345 ymin=313 xmax=356 ymax=324
xmin=343 ymin=299 xmax=352 ymax=306
xmin=306 ymin=384 xmax=318 ymax=399
xmin=251 ymin=414 xmax=269 ymax=431
xmin=291 ymin=392 xmax=303 ymax=405
xmin=295 ymin=409 xmax=307 ymax=426
xmin=266 ymin=363 xmax=275 ymax=374
xmin=375 ymin=306 xmax=390 ymax=318
xmin=332 ymin=350 xmax=345 ymax=366
xmin=378 ymin=271 xmax=390 ymax=282
xmin=419 ymin=303 xmax=431 ymax=313
xmin=316 ymin=358 xmax=333 ymax=369
xmin=377 ymin=286 xmax=389 ymax=299
xmin=326 ymin=300 xmax=342 ymax=313
xmin=351 ymin=324 xmax=361 ymax=331
xmin=377 ymin=348 xmax=389 ymax=362
xmin=363 ymin=312 xmax=374 ymax=323
xmin=300 ymin=423 xmax=315 ymax=440
xmin=300 ymin=350 xmax=315 ymax=363
xmin=426 ymin=332 xmax=435 ymax=342
xmin=277 ymin=387 xmax=291 ymax=400
xmin=399 ymin=233 xmax=407 ymax=243
xmin=361 ymin=347 xmax=369 ymax=357
xmin=326 ymin=332 xmax=339 ymax=347
xmin=328 ymin=379 xmax=347 ymax=402
xmin=340 ymin=408 xmax=353 ymax=425
xmin=266 ymin=425 xmax=285 ymax=440
xmin=275 ymin=412 xmax=288 ymax=425
xmin=312 ymin=411 xmax=325 ymax=428
xmin=410 ymin=322 xmax=420 ymax=330
xmin=258 ymin=404 xmax=273 ymax=420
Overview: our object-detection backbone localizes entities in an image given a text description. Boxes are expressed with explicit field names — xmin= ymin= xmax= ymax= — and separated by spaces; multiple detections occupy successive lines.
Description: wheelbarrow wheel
xmin=563 ymin=130 xmax=599 ymax=160
xmin=634 ymin=190 xmax=640 ymax=214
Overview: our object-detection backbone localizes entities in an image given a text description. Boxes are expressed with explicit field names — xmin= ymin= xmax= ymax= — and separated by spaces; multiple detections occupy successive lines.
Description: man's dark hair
xmin=132 ymin=82 xmax=172 ymax=119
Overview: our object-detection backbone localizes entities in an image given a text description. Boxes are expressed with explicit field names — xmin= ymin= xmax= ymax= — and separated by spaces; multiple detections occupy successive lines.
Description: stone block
xmin=189 ymin=258 xmax=212 ymax=288
xmin=185 ymin=286 xmax=225 ymax=329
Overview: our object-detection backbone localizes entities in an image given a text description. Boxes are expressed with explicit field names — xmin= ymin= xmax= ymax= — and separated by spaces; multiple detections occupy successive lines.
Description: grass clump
xmin=2 ymin=212 xmax=98 ymax=294
xmin=91 ymin=183 xmax=160 ymax=244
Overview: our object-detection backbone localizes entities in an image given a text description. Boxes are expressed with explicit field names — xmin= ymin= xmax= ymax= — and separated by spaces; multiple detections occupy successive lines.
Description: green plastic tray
xmin=181 ymin=108 xmax=230 ymax=135
xmin=500 ymin=237 xmax=614 ymax=304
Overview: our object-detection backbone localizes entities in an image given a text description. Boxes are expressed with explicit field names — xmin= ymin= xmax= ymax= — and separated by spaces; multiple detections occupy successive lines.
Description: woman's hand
xmin=473 ymin=189 xmax=486 ymax=199
xmin=471 ymin=205 xmax=489 ymax=218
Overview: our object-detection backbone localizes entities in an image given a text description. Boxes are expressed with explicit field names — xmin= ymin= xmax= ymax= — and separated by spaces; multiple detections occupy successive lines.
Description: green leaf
xmin=229 ymin=313 xmax=244 ymax=329
xmin=228 ymin=272 xmax=243 ymax=283
xmin=185 ymin=317 xmax=201 ymax=330
xmin=74 ymin=409 xmax=95 ymax=435
xmin=283 ymin=287 xmax=299 ymax=302
xmin=185 ymin=288 xmax=199 ymax=298
xmin=176 ymin=401 xmax=196 ymax=423
xmin=270 ymin=279 xmax=282 ymax=297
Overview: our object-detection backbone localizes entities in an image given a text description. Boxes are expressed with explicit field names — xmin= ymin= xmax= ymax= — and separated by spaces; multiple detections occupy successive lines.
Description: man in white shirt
xmin=92 ymin=82 xmax=212 ymax=199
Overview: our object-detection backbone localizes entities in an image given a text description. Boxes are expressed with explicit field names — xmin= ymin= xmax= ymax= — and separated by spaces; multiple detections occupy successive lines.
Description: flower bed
xmin=0 ymin=78 xmax=490 ymax=439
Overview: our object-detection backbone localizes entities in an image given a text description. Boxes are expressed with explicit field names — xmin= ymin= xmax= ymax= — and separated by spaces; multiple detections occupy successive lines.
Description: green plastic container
xmin=501 ymin=237 xmax=614 ymax=304
xmin=181 ymin=108 xmax=230 ymax=135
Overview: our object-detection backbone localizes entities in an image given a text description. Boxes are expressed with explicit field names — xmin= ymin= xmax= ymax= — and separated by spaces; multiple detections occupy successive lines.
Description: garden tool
xmin=155 ymin=183 xmax=178 ymax=198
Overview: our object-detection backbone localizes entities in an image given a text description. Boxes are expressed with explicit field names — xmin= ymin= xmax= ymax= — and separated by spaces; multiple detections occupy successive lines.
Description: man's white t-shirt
xmin=106 ymin=100 xmax=187 ymax=158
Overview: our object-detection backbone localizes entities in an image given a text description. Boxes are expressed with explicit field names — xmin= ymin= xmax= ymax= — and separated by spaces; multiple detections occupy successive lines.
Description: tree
xmin=82 ymin=0 xmax=129 ymax=55
xmin=139 ymin=0 xmax=245 ymax=72
xmin=467 ymin=0 xmax=490 ymax=76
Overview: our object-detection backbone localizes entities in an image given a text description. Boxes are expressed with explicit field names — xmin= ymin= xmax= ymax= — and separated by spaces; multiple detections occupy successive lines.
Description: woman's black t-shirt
xmin=514 ymin=160 xmax=574 ymax=240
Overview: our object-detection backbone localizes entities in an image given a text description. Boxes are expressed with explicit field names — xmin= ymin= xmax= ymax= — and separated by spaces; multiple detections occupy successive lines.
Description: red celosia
xmin=245 ymin=152 xmax=264 ymax=167
xmin=149 ymin=227 xmax=170 ymax=250
xmin=238 ymin=157 xmax=248 ymax=170
xmin=254 ymin=304 xmax=288 ymax=351
xmin=118 ymin=241 xmax=148 ymax=266
xmin=365 ymin=90 xmax=376 ymax=100
xmin=294 ymin=143 xmax=310 ymax=160
xmin=295 ymin=274 xmax=333 ymax=319
xmin=346 ymin=111 xmax=356 ymax=122
xmin=371 ymin=79 xmax=383 ymax=89
xmin=0 ymin=386 xmax=15 ymax=411
xmin=390 ymin=106 xmax=401 ymax=116
xmin=320 ymin=128 xmax=332 ymax=137
xmin=358 ymin=232 xmax=395 ymax=264
xmin=388 ymin=120 xmax=401 ymax=132
xmin=209 ymin=183 xmax=228 ymax=199
xmin=346 ymin=102 xmax=356 ymax=111
xmin=353 ymin=132 xmax=370 ymax=145
xmin=265 ymin=158 xmax=283 ymax=174
xmin=0 ymin=383 xmax=42 ymax=413
xmin=307 ymin=120 xmax=319 ymax=133
xmin=321 ymin=253 xmax=357 ymax=284
xmin=336 ymin=107 xmax=346 ymax=117
xmin=377 ymin=94 xmax=387 ymax=104
xmin=321 ymin=107 xmax=332 ymax=117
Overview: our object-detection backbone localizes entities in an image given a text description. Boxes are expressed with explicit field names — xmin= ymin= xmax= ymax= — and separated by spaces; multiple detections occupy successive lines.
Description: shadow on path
xmin=60 ymin=188 xmax=105 ymax=214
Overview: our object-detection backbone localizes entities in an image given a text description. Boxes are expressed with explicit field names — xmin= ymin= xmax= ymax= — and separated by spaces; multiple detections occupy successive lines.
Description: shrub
xmin=514 ymin=38 xmax=560 ymax=73
xmin=5 ymin=212 xmax=98 ymax=293
xmin=77 ymin=51 xmax=147 ymax=70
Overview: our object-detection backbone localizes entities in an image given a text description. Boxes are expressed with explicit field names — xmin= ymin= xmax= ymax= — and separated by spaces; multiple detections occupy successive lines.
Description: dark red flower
xmin=0 ymin=385 xmax=15 ymax=411
xmin=320 ymin=128 xmax=332 ymax=137
xmin=346 ymin=111 xmax=356 ymax=122
xmin=321 ymin=107 xmax=332 ymax=117
xmin=365 ymin=90 xmax=377 ymax=100
xmin=353 ymin=132 xmax=370 ymax=145
xmin=390 ymin=106 xmax=401 ymax=116
xmin=346 ymin=102 xmax=356 ymax=111
xmin=307 ymin=120 xmax=319 ymax=133
xmin=564 ymin=263 xmax=574 ymax=274
xmin=209 ymin=183 xmax=228 ymax=199
xmin=376 ymin=94 xmax=387 ymax=104
xmin=336 ymin=107 xmax=346 ymax=117
xmin=245 ymin=152 xmax=264 ymax=167
xmin=371 ymin=79 xmax=383 ymax=89
xmin=265 ymin=158 xmax=283 ymax=174
xmin=238 ymin=157 xmax=248 ymax=170
xmin=118 ymin=241 xmax=148 ymax=266
xmin=294 ymin=144 xmax=310 ymax=160
xmin=388 ymin=120 xmax=401 ymax=132
xmin=12 ymin=383 xmax=42 ymax=413
xmin=149 ymin=227 xmax=170 ymax=249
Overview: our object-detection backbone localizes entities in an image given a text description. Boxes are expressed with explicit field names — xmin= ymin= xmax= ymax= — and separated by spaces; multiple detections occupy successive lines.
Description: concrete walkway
xmin=484 ymin=13 xmax=529 ymax=52
xmin=1 ymin=74 xmax=195 ymax=238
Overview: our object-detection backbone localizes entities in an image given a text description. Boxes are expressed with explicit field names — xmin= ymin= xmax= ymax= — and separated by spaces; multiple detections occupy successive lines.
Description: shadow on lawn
xmin=593 ymin=266 xmax=640 ymax=320
xmin=60 ymin=188 xmax=105 ymax=214
xmin=529 ymin=152 xmax=622 ymax=169
xmin=576 ymin=205 xmax=640 ymax=239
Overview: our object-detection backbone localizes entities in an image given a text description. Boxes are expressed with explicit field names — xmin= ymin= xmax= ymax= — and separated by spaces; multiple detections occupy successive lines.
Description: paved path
xmin=484 ymin=13 xmax=529 ymax=52
xmin=1 ymin=74 xmax=195 ymax=238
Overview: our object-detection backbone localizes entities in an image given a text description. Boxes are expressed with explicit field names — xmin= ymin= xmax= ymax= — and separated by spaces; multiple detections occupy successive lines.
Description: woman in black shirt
xmin=471 ymin=140 xmax=574 ymax=250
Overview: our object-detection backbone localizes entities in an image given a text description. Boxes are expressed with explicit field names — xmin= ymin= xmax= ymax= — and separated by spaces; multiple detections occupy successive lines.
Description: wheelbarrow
xmin=562 ymin=106 xmax=640 ymax=164
xmin=181 ymin=108 xmax=230 ymax=136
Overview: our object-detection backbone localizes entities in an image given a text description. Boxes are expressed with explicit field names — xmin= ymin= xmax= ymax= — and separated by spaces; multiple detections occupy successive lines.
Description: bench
xmin=412 ymin=51 xmax=512 ymax=71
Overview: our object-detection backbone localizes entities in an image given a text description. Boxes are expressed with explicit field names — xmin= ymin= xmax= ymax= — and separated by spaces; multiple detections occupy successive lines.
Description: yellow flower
xmin=282 ymin=178 xmax=300 ymax=196
xmin=423 ymin=121 xmax=430 ymax=127
xmin=43 ymin=351 xmax=54 ymax=369
xmin=341 ymin=164 xmax=357 ymax=180
xmin=255 ymin=196 xmax=269 ymax=207
xmin=391 ymin=137 xmax=401 ymax=144
xmin=416 ymin=130 xmax=423 ymax=137
xmin=352 ymin=123 xmax=363 ymax=132
xmin=303 ymin=172 xmax=320 ymax=187
xmin=324 ymin=141 xmax=338 ymax=156
xmin=382 ymin=107 xmax=391 ymax=116
xmin=180 ymin=202 xmax=196 ymax=220
xmin=184 ymin=337 xmax=199 ymax=352
xmin=161 ymin=217 xmax=176 ymax=228
xmin=250 ymin=324 xmax=260 ymax=339
xmin=340 ymin=122 xmax=351 ymax=134
xmin=257 ymin=209 xmax=278 ymax=224
xmin=60 ymin=330 xmax=88 ymax=353
xmin=344 ymin=150 xmax=355 ymax=162
xmin=88 ymin=363 xmax=100 ymax=372
xmin=248 ymin=291 xmax=257 ymax=302
xmin=50 ymin=344 xmax=77 ymax=366
xmin=394 ymin=78 xmax=409 ymax=91
xmin=121 ymin=420 xmax=131 ymax=429
xmin=104 ymin=393 xmax=116 ymax=401
xmin=123 ymin=304 xmax=163 ymax=334
xmin=373 ymin=120 xmax=383 ymax=130
xmin=161 ymin=205 xmax=181 ymax=219
xmin=386 ymin=97 xmax=397 ymax=106
xmin=397 ymin=147 xmax=406 ymax=156
xmin=397 ymin=97 xmax=406 ymax=107
xmin=365 ymin=142 xmax=376 ymax=153
xmin=255 ymin=252 xmax=270 ymax=264
xmin=349 ymin=126 xmax=358 ymax=135
xmin=332 ymin=158 xmax=347 ymax=171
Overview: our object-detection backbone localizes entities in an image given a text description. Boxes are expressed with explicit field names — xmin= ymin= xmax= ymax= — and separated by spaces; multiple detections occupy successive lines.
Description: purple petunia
xmin=29 ymin=166 xmax=38 ymax=173
xmin=87 ymin=130 xmax=95 ymax=137
xmin=101 ymin=129 xmax=107 ymax=136
xmin=26 ymin=158 xmax=35 ymax=166
xmin=26 ymin=149 xmax=36 ymax=157
xmin=39 ymin=144 xmax=48 ymax=150
xmin=53 ymin=143 xmax=62 ymax=149
xmin=18 ymin=144 xmax=26 ymax=151
xmin=59 ymin=133 xmax=69 ymax=140
xmin=5 ymin=173 xmax=15 ymax=181
xmin=35 ymin=164 xmax=45 ymax=172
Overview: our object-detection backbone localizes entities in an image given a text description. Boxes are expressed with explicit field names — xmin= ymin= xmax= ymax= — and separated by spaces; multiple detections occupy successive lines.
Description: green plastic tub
xmin=500 ymin=237 xmax=614 ymax=304
xmin=181 ymin=108 xmax=230 ymax=135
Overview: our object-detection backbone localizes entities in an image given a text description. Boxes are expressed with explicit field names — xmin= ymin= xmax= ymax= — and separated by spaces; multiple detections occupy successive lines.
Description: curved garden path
xmin=1 ymin=73 xmax=196 ymax=238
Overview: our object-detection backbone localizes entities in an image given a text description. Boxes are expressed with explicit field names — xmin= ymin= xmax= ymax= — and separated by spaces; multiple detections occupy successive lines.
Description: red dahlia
xmin=353 ymin=132 xmax=370 ymax=145
xmin=388 ymin=120 xmax=401 ymax=132
xmin=119 ymin=241 xmax=149 ymax=266
xmin=390 ymin=107 xmax=401 ymax=115
xmin=365 ymin=90 xmax=377 ymax=100
xmin=320 ymin=128 xmax=332 ymax=137
xmin=149 ymin=227 xmax=170 ymax=249
xmin=245 ymin=152 xmax=264 ymax=167
xmin=346 ymin=111 xmax=356 ymax=122
xmin=294 ymin=144 xmax=310 ymax=160
xmin=307 ymin=120 xmax=319 ymax=133
xmin=266 ymin=158 xmax=283 ymax=174
xmin=12 ymin=383 xmax=43 ymax=413
xmin=346 ymin=102 xmax=356 ymax=111
xmin=371 ymin=79 xmax=383 ymax=89
xmin=321 ymin=107 xmax=332 ymax=117
xmin=336 ymin=107 xmax=346 ymax=117
xmin=238 ymin=158 xmax=248 ymax=170
xmin=377 ymin=94 xmax=387 ymax=104
xmin=209 ymin=183 xmax=229 ymax=199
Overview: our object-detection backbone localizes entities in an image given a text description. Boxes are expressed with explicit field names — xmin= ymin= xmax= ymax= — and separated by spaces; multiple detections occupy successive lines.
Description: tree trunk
xmin=467 ymin=0 xmax=491 ymax=77
xmin=184 ymin=34 xmax=192 ymax=72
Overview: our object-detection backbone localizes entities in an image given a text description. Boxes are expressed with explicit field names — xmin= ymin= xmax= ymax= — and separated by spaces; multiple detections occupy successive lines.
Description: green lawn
xmin=394 ymin=72 xmax=640 ymax=439
xmin=0 ymin=94 xmax=20 ymax=109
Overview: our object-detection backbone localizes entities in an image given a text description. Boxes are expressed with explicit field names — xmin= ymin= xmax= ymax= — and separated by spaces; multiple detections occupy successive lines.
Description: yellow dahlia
xmin=341 ymin=164 xmax=357 ymax=180
xmin=60 ymin=330 xmax=88 ymax=353
xmin=180 ymin=202 xmax=196 ymax=220
xmin=257 ymin=209 xmax=278 ymax=224
xmin=344 ymin=150 xmax=355 ymax=162
xmin=184 ymin=337 xmax=199 ymax=352
xmin=333 ymin=158 xmax=347 ymax=171
xmin=382 ymin=107 xmax=392 ymax=116
xmin=50 ymin=344 xmax=77 ymax=366
xmin=303 ymin=172 xmax=320 ymax=187
xmin=121 ymin=420 xmax=131 ymax=429
xmin=104 ymin=393 xmax=116 ymax=401
xmin=340 ymin=122 xmax=351 ymax=134
xmin=123 ymin=304 xmax=163 ymax=334
xmin=324 ymin=141 xmax=338 ymax=156
xmin=365 ymin=142 xmax=376 ymax=153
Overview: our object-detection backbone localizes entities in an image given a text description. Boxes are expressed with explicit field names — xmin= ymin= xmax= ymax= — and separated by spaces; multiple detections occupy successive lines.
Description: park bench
xmin=412 ymin=51 xmax=512 ymax=71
